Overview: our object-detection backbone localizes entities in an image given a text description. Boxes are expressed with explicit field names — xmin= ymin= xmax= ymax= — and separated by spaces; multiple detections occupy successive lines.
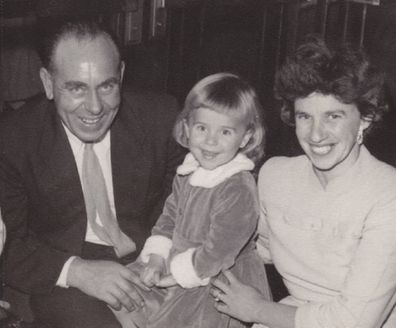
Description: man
xmin=0 ymin=19 xmax=184 ymax=328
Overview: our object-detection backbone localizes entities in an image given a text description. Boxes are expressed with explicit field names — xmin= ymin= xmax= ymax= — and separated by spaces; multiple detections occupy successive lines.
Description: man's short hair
xmin=37 ymin=18 xmax=122 ymax=72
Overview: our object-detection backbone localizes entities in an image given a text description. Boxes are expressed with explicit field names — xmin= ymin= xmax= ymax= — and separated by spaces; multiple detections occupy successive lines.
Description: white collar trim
xmin=177 ymin=152 xmax=254 ymax=188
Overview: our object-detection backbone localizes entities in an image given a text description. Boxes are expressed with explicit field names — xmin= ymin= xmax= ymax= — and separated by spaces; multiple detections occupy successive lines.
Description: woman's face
xmin=294 ymin=92 xmax=370 ymax=184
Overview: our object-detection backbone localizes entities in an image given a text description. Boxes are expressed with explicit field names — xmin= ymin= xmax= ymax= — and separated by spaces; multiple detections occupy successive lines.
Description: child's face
xmin=184 ymin=107 xmax=252 ymax=170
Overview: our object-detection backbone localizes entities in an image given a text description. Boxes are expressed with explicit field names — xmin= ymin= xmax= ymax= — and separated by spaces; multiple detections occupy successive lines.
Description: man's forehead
xmin=53 ymin=35 xmax=120 ymax=66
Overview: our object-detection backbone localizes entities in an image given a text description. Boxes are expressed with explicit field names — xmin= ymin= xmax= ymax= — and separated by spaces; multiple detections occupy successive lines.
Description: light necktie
xmin=81 ymin=143 xmax=136 ymax=257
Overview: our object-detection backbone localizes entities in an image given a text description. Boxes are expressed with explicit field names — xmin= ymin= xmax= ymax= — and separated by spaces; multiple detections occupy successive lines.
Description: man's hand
xmin=211 ymin=270 xmax=267 ymax=323
xmin=67 ymin=257 xmax=150 ymax=312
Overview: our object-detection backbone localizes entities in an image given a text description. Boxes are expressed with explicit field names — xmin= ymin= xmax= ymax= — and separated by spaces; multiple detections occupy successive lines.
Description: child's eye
xmin=222 ymin=129 xmax=233 ymax=136
xmin=195 ymin=125 xmax=206 ymax=132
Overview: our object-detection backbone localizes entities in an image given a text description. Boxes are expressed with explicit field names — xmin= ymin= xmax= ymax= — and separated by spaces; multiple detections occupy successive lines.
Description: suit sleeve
xmin=0 ymin=132 xmax=72 ymax=294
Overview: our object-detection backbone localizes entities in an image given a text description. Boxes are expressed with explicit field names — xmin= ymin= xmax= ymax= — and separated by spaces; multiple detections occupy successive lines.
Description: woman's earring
xmin=356 ymin=128 xmax=364 ymax=145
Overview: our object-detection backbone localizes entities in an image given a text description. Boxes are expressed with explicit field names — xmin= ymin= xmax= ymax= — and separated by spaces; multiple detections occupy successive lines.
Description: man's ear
xmin=120 ymin=61 xmax=125 ymax=84
xmin=39 ymin=68 xmax=54 ymax=100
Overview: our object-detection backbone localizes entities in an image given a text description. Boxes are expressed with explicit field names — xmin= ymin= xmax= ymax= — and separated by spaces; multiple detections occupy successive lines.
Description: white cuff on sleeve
xmin=56 ymin=256 xmax=78 ymax=288
xmin=140 ymin=235 xmax=173 ymax=263
xmin=170 ymin=248 xmax=210 ymax=288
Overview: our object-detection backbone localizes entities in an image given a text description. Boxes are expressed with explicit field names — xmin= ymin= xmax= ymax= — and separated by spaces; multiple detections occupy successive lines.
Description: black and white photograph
xmin=1 ymin=1 xmax=396 ymax=327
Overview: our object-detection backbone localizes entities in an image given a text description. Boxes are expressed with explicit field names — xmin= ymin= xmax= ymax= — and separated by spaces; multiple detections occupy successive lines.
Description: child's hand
xmin=140 ymin=254 xmax=166 ymax=287
xmin=156 ymin=274 xmax=177 ymax=288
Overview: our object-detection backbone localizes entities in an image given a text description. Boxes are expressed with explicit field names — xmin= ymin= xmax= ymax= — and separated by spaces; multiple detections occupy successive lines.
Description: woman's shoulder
xmin=364 ymin=148 xmax=396 ymax=186
xmin=258 ymin=155 xmax=308 ymax=181
xmin=257 ymin=155 xmax=308 ymax=198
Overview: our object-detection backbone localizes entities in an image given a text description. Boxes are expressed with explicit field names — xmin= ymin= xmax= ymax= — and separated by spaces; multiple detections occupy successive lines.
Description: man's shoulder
xmin=0 ymin=94 xmax=52 ymax=138
xmin=121 ymin=86 xmax=179 ymax=117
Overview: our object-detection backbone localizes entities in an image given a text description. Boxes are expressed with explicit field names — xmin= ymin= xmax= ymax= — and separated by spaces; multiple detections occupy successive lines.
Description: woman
xmin=211 ymin=37 xmax=396 ymax=328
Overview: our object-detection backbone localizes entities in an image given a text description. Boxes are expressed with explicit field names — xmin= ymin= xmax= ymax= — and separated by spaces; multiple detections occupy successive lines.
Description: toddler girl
xmin=114 ymin=72 xmax=271 ymax=328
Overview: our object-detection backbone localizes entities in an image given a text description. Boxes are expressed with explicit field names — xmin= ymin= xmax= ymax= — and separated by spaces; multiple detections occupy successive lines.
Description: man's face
xmin=40 ymin=35 xmax=124 ymax=143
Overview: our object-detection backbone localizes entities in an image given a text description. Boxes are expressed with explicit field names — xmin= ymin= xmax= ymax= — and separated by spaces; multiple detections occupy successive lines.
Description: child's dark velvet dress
xmin=113 ymin=153 xmax=272 ymax=328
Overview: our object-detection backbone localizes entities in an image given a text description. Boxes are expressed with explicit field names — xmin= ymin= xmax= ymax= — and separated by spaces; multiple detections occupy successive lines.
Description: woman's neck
xmin=314 ymin=143 xmax=362 ymax=188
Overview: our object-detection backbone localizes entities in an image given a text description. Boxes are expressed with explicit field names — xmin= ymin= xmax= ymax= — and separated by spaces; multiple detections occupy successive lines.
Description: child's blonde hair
xmin=173 ymin=72 xmax=265 ymax=163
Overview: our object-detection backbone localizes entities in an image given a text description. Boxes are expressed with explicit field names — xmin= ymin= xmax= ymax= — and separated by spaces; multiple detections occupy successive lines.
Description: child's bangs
xmin=191 ymin=94 xmax=249 ymax=121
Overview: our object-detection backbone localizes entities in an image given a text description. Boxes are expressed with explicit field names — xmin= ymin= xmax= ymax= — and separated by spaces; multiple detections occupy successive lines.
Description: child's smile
xmin=184 ymin=107 xmax=252 ymax=170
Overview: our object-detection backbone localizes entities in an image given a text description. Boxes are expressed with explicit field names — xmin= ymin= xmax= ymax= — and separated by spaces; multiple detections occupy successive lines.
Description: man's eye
xmin=68 ymin=86 xmax=85 ymax=96
xmin=100 ymin=83 xmax=116 ymax=94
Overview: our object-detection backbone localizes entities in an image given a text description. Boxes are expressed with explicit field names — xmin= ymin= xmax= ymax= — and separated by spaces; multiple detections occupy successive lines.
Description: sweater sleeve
xmin=256 ymin=158 xmax=282 ymax=264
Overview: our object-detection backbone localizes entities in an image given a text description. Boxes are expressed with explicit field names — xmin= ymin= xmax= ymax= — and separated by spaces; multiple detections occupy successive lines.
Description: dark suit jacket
xmin=0 ymin=88 xmax=185 ymax=295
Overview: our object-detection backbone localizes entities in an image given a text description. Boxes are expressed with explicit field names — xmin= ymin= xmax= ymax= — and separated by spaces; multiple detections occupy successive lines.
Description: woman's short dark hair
xmin=275 ymin=36 xmax=387 ymax=133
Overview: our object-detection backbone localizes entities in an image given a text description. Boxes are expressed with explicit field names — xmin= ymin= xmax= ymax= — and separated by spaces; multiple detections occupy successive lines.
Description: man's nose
xmin=86 ymin=90 xmax=102 ymax=115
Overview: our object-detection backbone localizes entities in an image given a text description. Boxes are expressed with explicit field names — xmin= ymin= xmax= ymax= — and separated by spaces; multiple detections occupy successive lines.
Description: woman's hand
xmin=211 ymin=270 xmax=267 ymax=323
xmin=140 ymin=254 xmax=166 ymax=288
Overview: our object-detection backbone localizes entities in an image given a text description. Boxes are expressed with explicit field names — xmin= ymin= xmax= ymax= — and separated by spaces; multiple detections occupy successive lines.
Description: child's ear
xmin=240 ymin=130 xmax=253 ymax=148
xmin=183 ymin=119 xmax=190 ymax=139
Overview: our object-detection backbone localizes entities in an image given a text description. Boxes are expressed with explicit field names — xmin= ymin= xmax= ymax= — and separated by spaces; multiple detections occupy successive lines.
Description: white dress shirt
xmin=57 ymin=125 xmax=116 ymax=287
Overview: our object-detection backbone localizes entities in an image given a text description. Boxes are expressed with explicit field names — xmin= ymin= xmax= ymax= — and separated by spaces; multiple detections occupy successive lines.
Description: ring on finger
xmin=214 ymin=290 xmax=222 ymax=302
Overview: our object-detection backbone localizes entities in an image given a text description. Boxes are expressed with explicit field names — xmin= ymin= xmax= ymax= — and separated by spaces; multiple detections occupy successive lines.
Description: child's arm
xmin=169 ymin=175 xmax=259 ymax=288
xmin=138 ymin=176 xmax=184 ymax=284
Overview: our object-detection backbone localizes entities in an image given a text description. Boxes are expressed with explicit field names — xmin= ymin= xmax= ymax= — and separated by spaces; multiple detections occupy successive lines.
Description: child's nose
xmin=205 ymin=132 xmax=218 ymax=146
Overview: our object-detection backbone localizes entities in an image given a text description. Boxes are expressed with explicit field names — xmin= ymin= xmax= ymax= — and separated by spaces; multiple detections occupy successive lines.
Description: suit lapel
xmin=35 ymin=98 xmax=152 ymax=229
xmin=35 ymin=102 xmax=86 ymax=225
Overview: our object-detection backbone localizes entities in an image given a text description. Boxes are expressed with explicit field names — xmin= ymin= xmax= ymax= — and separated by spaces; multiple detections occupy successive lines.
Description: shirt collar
xmin=62 ymin=123 xmax=110 ymax=154
xmin=177 ymin=152 xmax=255 ymax=188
